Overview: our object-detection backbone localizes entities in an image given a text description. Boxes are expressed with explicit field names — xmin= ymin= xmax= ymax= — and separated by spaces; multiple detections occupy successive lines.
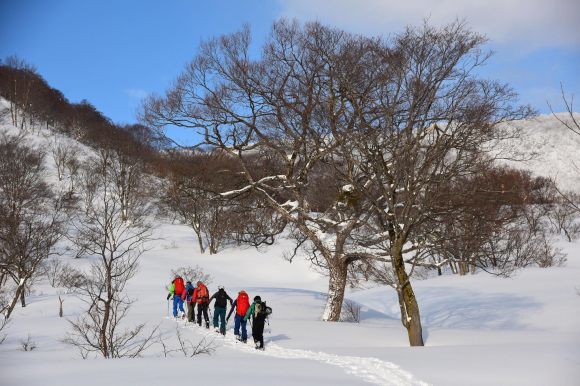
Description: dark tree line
xmin=0 ymin=56 xmax=163 ymax=165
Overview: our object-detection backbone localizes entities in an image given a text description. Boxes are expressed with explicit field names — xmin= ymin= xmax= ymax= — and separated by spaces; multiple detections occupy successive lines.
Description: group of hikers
xmin=166 ymin=276 xmax=271 ymax=350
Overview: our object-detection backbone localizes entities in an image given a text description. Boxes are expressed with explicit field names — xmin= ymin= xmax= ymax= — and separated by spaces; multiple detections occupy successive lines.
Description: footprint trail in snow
xmin=169 ymin=318 xmax=429 ymax=386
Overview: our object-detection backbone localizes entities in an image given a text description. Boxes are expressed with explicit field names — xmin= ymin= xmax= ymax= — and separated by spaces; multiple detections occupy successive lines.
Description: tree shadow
xmin=418 ymin=286 xmax=543 ymax=331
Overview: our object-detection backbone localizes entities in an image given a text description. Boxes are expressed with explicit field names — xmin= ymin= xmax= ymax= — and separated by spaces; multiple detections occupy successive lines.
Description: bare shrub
xmin=546 ymin=200 xmax=580 ymax=242
xmin=44 ymin=258 xmax=63 ymax=288
xmin=157 ymin=329 xmax=216 ymax=358
xmin=43 ymin=258 xmax=84 ymax=292
xmin=20 ymin=334 xmax=37 ymax=351
xmin=340 ymin=299 xmax=361 ymax=323
xmin=175 ymin=329 xmax=216 ymax=357
xmin=170 ymin=266 xmax=213 ymax=285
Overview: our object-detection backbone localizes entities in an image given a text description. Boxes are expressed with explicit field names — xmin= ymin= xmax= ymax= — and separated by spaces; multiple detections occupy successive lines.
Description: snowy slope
xmin=497 ymin=113 xmax=580 ymax=192
xmin=1 ymin=103 xmax=580 ymax=385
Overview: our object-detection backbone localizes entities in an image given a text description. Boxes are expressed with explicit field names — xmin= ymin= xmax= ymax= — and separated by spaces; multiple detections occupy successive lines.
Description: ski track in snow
xmin=166 ymin=317 xmax=429 ymax=386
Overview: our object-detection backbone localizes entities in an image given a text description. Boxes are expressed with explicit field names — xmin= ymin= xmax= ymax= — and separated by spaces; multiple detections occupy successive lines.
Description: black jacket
xmin=209 ymin=289 xmax=233 ymax=309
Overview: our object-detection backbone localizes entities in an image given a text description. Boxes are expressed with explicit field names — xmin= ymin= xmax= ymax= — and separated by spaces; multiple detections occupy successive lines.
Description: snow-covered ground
xmin=1 ymin=105 xmax=580 ymax=385
xmin=1 ymin=223 xmax=579 ymax=385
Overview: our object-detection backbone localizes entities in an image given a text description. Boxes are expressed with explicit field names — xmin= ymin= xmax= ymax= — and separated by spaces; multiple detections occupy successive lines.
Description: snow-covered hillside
xmin=497 ymin=113 xmax=580 ymax=192
xmin=1 ymin=105 xmax=580 ymax=385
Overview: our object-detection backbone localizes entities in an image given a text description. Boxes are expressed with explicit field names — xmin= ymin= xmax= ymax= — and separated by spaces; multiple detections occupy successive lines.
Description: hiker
xmin=167 ymin=276 xmax=185 ymax=318
xmin=195 ymin=281 xmax=210 ymax=328
xmin=209 ymin=285 xmax=233 ymax=335
xmin=226 ymin=290 xmax=250 ymax=342
xmin=184 ymin=280 xmax=197 ymax=323
xmin=244 ymin=295 xmax=270 ymax=350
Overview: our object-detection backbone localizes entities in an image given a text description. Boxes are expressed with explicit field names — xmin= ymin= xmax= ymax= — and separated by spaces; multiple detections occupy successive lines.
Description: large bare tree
xmin=337 ymin=23 xmax=532 ymax=345
xmin=142 ymin=21 xmax=377 ymax=321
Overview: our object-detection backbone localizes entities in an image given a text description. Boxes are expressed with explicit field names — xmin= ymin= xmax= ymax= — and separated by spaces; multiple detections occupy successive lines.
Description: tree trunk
xmin=5 ymin=279 xmax=26 ymax=319
xmin=392 ymin=245 xmax=424 ymax=346
xmin=321 ymin=260 xmax=348 ymax=322
xmin=20 ymin=290 xmax=26 ymax=307
xmin=196 ymin=231 xmax=205 ymax=254
xmin=59 ymin=296 xmax=64 ymax=317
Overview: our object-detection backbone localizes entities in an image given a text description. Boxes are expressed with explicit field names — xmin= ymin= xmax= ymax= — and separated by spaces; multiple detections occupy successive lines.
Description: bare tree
xmin=142 ymin=21 xmax=376 ymax=322
xmin=105 ymin=148 xmax=148 ymax=223
xmin=51 ymin=138 xmax=79 ymax=184
xmin=0 ymin=132 xmax=65 ymax=318
xmin=64 ymin=151 xmax=157 ymax=358
xmin=338 ymin=22 xmax=532 ymax=345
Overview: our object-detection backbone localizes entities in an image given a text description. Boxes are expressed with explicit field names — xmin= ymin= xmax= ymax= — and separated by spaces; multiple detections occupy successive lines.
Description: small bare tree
xmin=51 ymin=139 xmax=78 ymax=182
xmin=64 ymin=151 xmax=157 ymax=358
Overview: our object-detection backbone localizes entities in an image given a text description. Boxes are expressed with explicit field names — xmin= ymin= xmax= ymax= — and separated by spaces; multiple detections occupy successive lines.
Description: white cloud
xmin=276 ymin=0 xmax=580 ymax=50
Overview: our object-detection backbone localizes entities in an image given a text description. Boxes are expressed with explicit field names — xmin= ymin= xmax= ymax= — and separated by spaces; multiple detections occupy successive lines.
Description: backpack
xmin=186 ymin=285 xmax=195 ymax=298
xmin=236 ymin=291 xmax=250 ymax=316
xmin=196 ymin=284 xmax=209 ymax=304
xmin=174 ymin=277 xmax=185 ymax=296
xmin=255 ymin=301 xmax=272 ymax=318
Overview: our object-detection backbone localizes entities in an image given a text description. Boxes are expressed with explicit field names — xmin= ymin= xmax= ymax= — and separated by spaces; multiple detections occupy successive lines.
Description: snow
xmin=496 ymin=113 xmax=580 ymax=192
xmin=1 ymin=103 xmax=580 ymax=385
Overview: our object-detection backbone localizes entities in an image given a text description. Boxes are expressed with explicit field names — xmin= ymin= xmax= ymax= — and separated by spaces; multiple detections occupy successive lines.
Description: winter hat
xmin=218 ymin=285 xmax=224 ymax=290
xmin=254 ymin=296 xmax=261 ymax=302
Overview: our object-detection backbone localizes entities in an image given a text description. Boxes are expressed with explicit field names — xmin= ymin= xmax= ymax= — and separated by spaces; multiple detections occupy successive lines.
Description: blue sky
xmin=1 ymin=0 xmax=578 ymax=145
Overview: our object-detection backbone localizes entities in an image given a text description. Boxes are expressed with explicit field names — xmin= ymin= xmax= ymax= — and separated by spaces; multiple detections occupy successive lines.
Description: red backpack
xmin=196 ymin=284 xmax=209 ymax=304
xmin=173 ymin=277 xmax=185 ymax=296
xmin=236 ymin=291 xmax=250 ymax=316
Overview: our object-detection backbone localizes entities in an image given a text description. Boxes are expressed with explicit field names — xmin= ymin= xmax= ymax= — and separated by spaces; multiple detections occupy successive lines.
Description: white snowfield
xmin=1 ymin=106 xmax=580 ymax=385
